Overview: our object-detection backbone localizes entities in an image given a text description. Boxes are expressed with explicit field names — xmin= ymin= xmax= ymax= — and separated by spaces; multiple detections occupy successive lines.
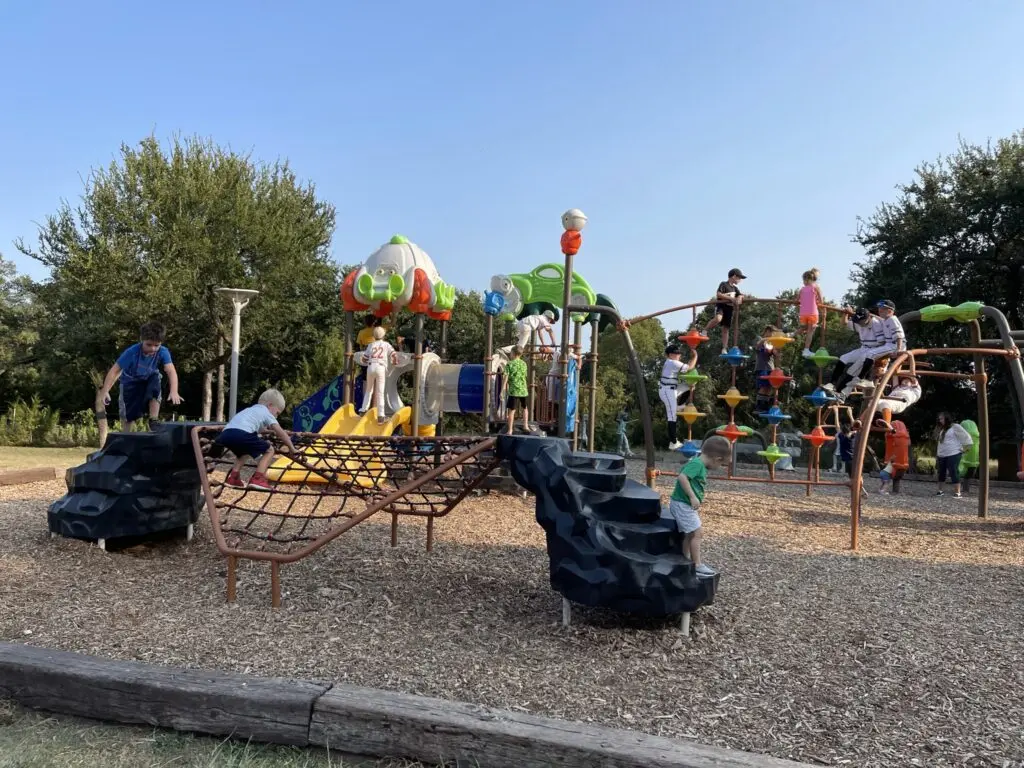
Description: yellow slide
xmin=267 ymin=404 xmax=412 ymax=486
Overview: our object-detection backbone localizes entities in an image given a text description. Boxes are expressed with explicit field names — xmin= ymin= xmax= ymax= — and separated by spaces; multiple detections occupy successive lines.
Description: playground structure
xmin=187 ymin=212 xmax=688 ymax=615
xmin=625 ymin=297 xmax=1024 ymax=549
xmin=60 ymin=212 xmax=1024 ymax=619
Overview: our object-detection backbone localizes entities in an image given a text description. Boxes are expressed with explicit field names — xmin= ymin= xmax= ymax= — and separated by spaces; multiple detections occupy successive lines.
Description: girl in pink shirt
xmin=798 ymin=268 xmax=823 ymax=359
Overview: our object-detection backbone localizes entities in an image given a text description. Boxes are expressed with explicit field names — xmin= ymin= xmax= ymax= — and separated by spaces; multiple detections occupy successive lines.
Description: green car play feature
xmin=506 ymin=264 xmax=597 ymax=322
xmin=920 ymin=301 xmax=985 ymax=323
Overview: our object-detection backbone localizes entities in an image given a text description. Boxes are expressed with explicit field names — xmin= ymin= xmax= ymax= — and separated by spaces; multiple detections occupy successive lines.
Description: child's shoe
xmin=224 ymin=470 xmax=246 ymax=489
xmin=954 ymin=492 xmax=963 ymax=498
xmin=801 ymin=348 xmax=814 ymax=359
xmin=248 ymin=472 xmax=273 ymax=490
xmin=668 ymin=441 xmax=683 ymax=451
xmin=148 ymin=418 xmax=162 ymax=431
xmin=695 ymin=564 xmax=717 ymax=577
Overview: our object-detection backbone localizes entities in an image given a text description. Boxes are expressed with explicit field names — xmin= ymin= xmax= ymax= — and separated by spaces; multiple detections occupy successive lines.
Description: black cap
xmin=876 ymin=299 xmax=896 ymax=310
xmin=728 ymin=268 xmax=747 ymax=279
xmin=852 ymin=307 xmax=870 ymax=323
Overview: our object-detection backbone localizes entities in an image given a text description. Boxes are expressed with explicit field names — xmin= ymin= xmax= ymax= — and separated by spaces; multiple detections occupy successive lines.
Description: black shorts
xmin=216 ymin=428 xmax=271 ymax=459
xmin=506 ymin=395 xmax=527 ymax=410
xmin=716 ymin=303 xmax=734 ymax=325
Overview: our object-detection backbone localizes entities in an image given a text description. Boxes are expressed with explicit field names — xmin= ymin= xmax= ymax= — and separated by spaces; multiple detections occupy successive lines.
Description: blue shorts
xmin=119 ymin=373 xmax=162 ymax=423
xmin=216 ymin=428 xmax=271 ymax=459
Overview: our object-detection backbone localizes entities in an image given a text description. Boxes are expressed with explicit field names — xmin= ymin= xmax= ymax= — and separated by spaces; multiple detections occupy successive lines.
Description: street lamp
xmin=214 ymin=287 xmax=259 ymax=419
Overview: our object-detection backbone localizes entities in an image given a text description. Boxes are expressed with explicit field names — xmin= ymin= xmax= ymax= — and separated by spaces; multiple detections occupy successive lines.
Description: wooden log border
xmin=0 ymin=467 xmax=59 ymax=486
xmin=0 ymin=642 xmax=813 ymax=768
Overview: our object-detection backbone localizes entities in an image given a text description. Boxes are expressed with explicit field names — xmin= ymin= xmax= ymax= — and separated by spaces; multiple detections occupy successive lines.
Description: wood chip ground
xmin=1 ymin=464 xmax=1022 ymax=767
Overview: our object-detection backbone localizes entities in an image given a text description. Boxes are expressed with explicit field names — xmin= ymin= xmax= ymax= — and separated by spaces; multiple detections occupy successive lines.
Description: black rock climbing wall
xmin=497 ymin=434 xmax=718 ymax=616
xmin=49 ymin=422 xmax=203 ymax=544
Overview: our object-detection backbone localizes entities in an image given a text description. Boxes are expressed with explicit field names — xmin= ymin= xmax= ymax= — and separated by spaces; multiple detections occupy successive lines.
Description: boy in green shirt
xmin=504 ymin=346 xmax=530 ymax=434
xmin=668 ymin=435 xmax=731 ymax=576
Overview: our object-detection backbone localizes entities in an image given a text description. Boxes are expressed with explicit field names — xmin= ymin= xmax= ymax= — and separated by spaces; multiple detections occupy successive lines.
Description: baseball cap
xmin=876 ymin=300 xmax=896 ymax=310
xmin=728 ymin=268 xmax=747 ymax=279
xmin=542 ymin=309 xmax=556 ymax=321
xmin=852 ymin=307 xmax=870 ymax=323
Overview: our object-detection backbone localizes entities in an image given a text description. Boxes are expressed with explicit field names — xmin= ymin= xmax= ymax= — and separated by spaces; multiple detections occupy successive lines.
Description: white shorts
xmin=878 ymin=396 xmax=911 ymax=415
xmin=668 ymin=499 xmax=702 ymax=534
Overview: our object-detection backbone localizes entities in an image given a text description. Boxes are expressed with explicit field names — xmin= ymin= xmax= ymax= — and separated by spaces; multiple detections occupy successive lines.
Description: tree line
xmin=2 ymin=132 xmax=1022 ymax=449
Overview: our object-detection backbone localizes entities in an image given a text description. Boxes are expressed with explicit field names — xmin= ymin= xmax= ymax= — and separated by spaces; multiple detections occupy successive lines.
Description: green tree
xmin=17 ymin=136 xmax=340 ymax=417
xmin=852 ymin=132 xmax=1024 ymax=441
xmin=0 ymin=254 xmax=41 ymax=405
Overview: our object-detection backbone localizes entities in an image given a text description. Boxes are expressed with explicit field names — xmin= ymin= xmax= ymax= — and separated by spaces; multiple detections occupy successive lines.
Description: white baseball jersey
xmin=878 ymin=315 xmax=906 ymax=348
xmin=848 ymin=316 xmax=885 ymax=349
xmin=363 ymin=340 xmax=396 ymax=368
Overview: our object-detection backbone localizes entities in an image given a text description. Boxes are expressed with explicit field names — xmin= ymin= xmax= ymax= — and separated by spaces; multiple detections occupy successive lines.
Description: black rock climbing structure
xmin=497 ymin=434 xmax=718 ymax=617
xmin=49 ymin=422 xmax=203 ymax=547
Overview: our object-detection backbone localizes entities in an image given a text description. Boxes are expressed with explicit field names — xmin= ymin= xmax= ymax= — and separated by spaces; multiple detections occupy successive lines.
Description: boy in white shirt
xmin=216 ymin=389 xmax=296 ymax=490
xmin=870 ymin=299 xmax=906 ymax=362
xmin=825 ymin=307 xmax=885 ymax=402
xmin=360 ymin=326 xmax=399 ymax=424
xmin=875 ymin=375 xmax=922 ymax=430
xmin=659 ymin=343 xmax=698 ymax=450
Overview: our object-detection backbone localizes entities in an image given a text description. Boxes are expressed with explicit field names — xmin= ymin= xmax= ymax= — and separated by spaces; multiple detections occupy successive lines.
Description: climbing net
xmin=191 ymin=427 xmax=501 ymax=561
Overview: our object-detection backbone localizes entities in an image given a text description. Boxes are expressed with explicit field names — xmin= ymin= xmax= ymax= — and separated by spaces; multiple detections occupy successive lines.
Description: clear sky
xmin=2 ymin=0 xmax=1023 ymax=319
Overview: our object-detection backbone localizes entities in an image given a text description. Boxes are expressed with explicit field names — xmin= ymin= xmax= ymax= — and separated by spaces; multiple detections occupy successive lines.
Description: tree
xmin=852 ymin=132 xmax=1024 ymax=441
xmin=18 ymin=135 xmax=340 ymax=417
xmin=0 ymin=254 xmax=41 ymax=405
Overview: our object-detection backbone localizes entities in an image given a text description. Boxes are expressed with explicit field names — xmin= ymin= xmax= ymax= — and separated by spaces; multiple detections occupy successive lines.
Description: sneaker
xmin=224 ymin=470 xmax=246 ymax=489
xmin=822 ymin=383 xmax=836 ymax=393
xmin=695 ymin=564 xmax=717 ymax=577
xmin=148 ymin=418 xmax=162 ymax=431
xmin=936 ymin=490 xmax=944 ymax=497
xmin=954 ymin=492 xmax=963 ymax=498
xmin=801 ymin=348 xmax=814 ymax=359
xmin=668 ymin=441 xmax=683 ymax=451
xmin=248 ymin=472 xmax=273 ymax=490
xmin=834 ymin=391 xmax=847 ymax=404
xmin=854 ymin=378 xmax=875 ymax=390
xmin=721 ymin=348 xmax=728 ymax=355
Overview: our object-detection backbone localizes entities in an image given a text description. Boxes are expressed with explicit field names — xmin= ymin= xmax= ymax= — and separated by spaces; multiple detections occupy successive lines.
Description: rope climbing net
xmin=192 ymin=427 xmax=500 ymax=565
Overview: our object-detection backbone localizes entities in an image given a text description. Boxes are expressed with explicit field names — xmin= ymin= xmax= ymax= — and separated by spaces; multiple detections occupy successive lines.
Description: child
xmin=836 ymin=423 xmax=854 ymax=476
xmin=754 ymin=325 xmax=784 ymax=411
xmin=356 ymin=314 xmax=379 ymax=349
xmin=516 ymin=310 xmax=557 ymax=351
xmin=878 ymin=461 xmax=894 ymax=494
xmin=883 ymin=420 xmax=911 ymax=494
xmin=704 ymin=268 xmax=746 ymax=354
xmin=98 ymin=321 xmax=183 ymax=431
xmin=874 ymin=375 xmax=922 ymax=430
xmin=659 ymin=343 xmax=698 ymax=451
xmin=873 ymin=300 xmax=906 ymax=361
xmin=216 ymin=389 xmax=296 ymax=490
xmin=504 ymin=346 xmax=530 ymax=434
xmin=360 ymin=326 xmax=399 ymax=424
xmin=616 ymin=410 xmax=636 ymax=458
xmin=667 ymin=435 xmax=732 ymax=576
xmin=824 ymin=307 xmax=884 ymax=402
xmin=798 ymin=268 xmax=823 ymax=358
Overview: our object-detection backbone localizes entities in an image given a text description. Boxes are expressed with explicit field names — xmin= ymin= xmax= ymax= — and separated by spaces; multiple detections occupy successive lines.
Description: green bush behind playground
xmin=0 ymin=398 xmax=186 ymax=448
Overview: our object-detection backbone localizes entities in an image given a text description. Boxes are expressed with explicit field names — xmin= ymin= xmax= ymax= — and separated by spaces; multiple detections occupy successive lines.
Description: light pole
xmin=214 ymin=287 xmax=259 ymax=420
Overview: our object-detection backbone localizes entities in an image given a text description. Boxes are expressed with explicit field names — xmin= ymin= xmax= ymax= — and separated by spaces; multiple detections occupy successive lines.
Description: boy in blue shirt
xmin=215 ymin=389 xmax=296 ymax=489
xmin=98 ymin=322 xmax=182 ymax=430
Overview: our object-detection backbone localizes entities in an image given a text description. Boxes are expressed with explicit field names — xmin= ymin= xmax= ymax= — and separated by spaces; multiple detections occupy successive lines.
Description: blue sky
xmin=2 ymin=0 xmax=1023 ymax=320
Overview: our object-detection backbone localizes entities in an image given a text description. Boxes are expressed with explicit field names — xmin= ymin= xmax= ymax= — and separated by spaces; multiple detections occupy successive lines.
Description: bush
xmin=0 ymin=398 xmax=185 ymax=447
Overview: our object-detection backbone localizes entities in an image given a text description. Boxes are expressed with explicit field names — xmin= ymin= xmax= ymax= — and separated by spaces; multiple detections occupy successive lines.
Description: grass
xmin=0 ymin=701 xmax=425 ymax=768
xmin=0 ymin=446 xmax=92 ymax=471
